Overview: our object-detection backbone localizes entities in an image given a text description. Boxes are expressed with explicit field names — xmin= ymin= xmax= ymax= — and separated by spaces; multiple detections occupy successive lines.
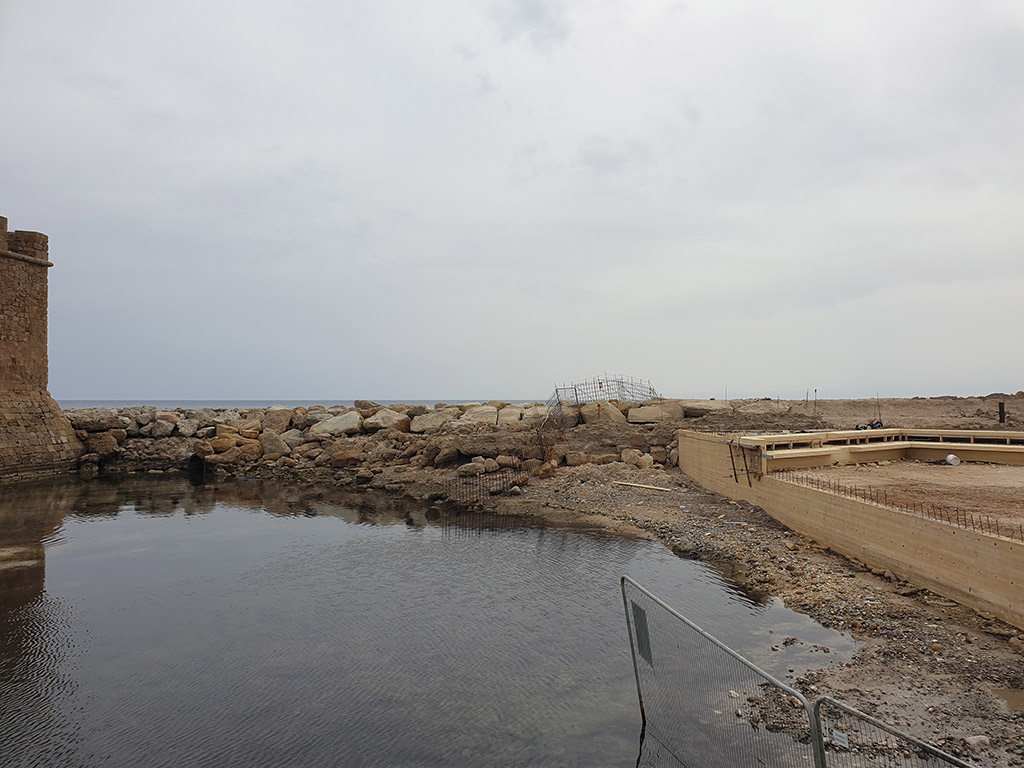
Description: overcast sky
xmin=2 ymin=0 xmax=1022 ymax=401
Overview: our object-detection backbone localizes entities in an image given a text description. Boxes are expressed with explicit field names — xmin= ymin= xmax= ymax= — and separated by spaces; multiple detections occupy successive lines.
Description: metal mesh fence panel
xmin=542 ymin=393 xmax=579 ymax=431
xmin=443 ymin=468 xmax=531 ymax=507
xmin=565 ymin=374 xmax=660 ymax=404
xmin=543 ymin=374 xmax=661 ymax=430
xmin=622 ymin=576 xmax=823 ymax=768
xmin=815 ymin=698 xmax=974 ymax=768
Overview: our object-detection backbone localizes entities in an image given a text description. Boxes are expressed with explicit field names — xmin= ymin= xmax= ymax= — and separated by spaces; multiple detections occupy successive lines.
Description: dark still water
xmin=0 ymin=478 xmax=856 ymax=767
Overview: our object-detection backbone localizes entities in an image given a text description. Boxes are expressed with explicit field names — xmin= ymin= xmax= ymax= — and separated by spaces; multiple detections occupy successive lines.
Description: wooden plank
xmin=611 ymin=481 xmax=672 ymax=492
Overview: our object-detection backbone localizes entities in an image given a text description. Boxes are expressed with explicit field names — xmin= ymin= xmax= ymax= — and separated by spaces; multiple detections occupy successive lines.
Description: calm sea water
xmin=58 ymin=400 xmax=538 ymax=410
xmin=0 ymin=478 xmax=856 ymax=767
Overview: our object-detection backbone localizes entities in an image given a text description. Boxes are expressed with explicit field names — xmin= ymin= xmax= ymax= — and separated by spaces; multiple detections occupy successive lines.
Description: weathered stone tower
xmin=0 ymin=215 xmax=83 ymax=481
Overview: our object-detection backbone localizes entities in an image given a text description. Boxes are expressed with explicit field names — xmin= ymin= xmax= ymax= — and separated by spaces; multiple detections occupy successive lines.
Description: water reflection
xmin=0 ymin=481 xmax=68 ymax=599
xmin=0 ymin=477 xmax=856 ymax=768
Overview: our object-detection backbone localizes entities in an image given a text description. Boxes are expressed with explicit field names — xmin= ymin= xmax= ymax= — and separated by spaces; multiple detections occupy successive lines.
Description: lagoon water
xmin=0 ymin=477 xmax=856 ymax=767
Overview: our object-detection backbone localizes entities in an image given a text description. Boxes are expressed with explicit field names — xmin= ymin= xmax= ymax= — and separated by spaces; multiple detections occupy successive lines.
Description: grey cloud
xmin=476 ymin=72 xmax=497 ymax=97
xmin=492 ymin=0 xmax=571 ymax=49
xmin=577 ymin=136 xmax=650 ymax=176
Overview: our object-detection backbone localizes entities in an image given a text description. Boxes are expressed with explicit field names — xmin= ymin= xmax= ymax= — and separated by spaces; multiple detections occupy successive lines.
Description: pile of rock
xmin=64 ymin=399 xmax=687 ymax=490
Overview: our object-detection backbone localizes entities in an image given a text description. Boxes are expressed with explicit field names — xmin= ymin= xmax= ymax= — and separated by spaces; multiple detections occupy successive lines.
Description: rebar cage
xmin=773 ymin=470 xmax=1024 ymax=543
xmin=621 ymin=577 xmax=976 ymax=768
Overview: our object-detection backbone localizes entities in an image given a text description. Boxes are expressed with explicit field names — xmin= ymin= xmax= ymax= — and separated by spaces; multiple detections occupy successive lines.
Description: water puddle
xmin=995 ymin=687 xmax=1024 ymax=712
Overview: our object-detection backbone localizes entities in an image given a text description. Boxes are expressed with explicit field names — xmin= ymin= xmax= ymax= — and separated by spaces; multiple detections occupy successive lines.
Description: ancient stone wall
xmin=0 ymin=215 xmax=83 ymax=481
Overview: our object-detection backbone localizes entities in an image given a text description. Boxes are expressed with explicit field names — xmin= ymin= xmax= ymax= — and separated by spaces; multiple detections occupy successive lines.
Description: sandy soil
xmin=481 ymin=462 xmax=1024 ymax=767
xmin=679 ymin=392 xmax=1024 ymax=433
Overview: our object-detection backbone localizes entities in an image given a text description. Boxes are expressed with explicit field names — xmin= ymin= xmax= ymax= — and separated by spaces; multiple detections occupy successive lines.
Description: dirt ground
xmin=801 ymin=461 xmax=1024 ymax=537
xmin=717 ymin=392 xmax=1022 ymax=431
xmin=481 ymin=462 xmax=1024 ymax=767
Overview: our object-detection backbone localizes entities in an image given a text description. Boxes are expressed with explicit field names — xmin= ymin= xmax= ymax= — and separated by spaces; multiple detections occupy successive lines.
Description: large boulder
xmin=192 ymin=439 xmax=215 ymax=458
xmin=303 ymin=409 xmax=332 ymax=428
xmin=628 ymin=401 xmax=685 ymax=423
xmin=309 ymin=411 xmax=363 ymax=438
xmin=545 ymin=402 xmax=579 ymax=427
xmin=433 ymin=442 xmax=460 ymax=466
xmin=237 ymin=419 xmax=262 ymax=439
xmin=155 ymin=411 xmax=180 ymax=425
xmin=363 ymin=408 xmax=411 ymax=433
xmin=206 ymin=447 xmax=241 ymax=465
xmin=520 ymin=404 xmax=549 ymax=425
xmin=211 ymin=436 xmax=237 ymax=453
xmin=85 ymin=431 xmax=120 ymax=458
xmin=262 ymin=407 xmax=293 ymax=434
xmin=497 ymin=406 xmax=523 ymax=425
xmin=112 ymin=437 xmax=193 ymax=468
xmin=330 ymin=444 xmax=364 ymax=467
xmin=455 ymin=432 xmax=523 ymax=459
xmin=149 ymin=419 xmax=176 ymax=438
xmin=459 ymin=405 xmax=498 ymax=425
xmin=566 ymin=451 xmax=618 ymax=466
xmin=260 ymin=430 xmax=292 ymax=457
xmin=580 ymin=400 xmax=627 ymax=424
xmin=280 ymin=429 xmax=306 ymax=448
xmin=128 ymin=406 xmax=157 ymax=426
xmin=621 ymin=448 xmax=655 ymax=469
xmin=67 ymin=408 xmax=130 ymax=432
xmin=410 ymin=408 xmax=460 ymax=434
xmin=237 ymin=439 xmax=263 ymax=462
xmin=192 ymin=408 xmax=217 ymax=427
xmin=678 ymin=399 xmax=732 ymax=418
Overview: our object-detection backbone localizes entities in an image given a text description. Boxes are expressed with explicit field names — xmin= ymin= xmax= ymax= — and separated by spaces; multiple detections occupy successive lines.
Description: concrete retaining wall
xmin=677 ymin=430 xmax=1024 ymax=630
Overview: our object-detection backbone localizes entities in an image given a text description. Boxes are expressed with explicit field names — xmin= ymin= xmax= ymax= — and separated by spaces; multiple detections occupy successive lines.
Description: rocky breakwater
xmin=64 ymin=398 xmax=714 ymax=497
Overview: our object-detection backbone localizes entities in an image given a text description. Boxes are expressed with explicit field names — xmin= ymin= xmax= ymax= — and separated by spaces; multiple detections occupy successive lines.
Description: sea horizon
xmin=57 ymin=398 xmax=540 ymax=410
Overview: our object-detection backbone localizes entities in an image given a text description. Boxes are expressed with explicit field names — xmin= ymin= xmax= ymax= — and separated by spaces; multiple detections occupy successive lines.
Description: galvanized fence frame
xmin=543 ymin=374 xmax=662 ymax=430
xmin=622 ymin=575 xmax=825 ymax=768
xmin=815 ymin=697 xmax=975 ymax=768
xmin=621 ymin=577 xmax=978 ymax=768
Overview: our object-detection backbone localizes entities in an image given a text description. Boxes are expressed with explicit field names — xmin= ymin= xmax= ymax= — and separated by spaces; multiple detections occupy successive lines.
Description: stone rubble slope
xmin=64 ymin=393 xmax=1023 ymax=492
